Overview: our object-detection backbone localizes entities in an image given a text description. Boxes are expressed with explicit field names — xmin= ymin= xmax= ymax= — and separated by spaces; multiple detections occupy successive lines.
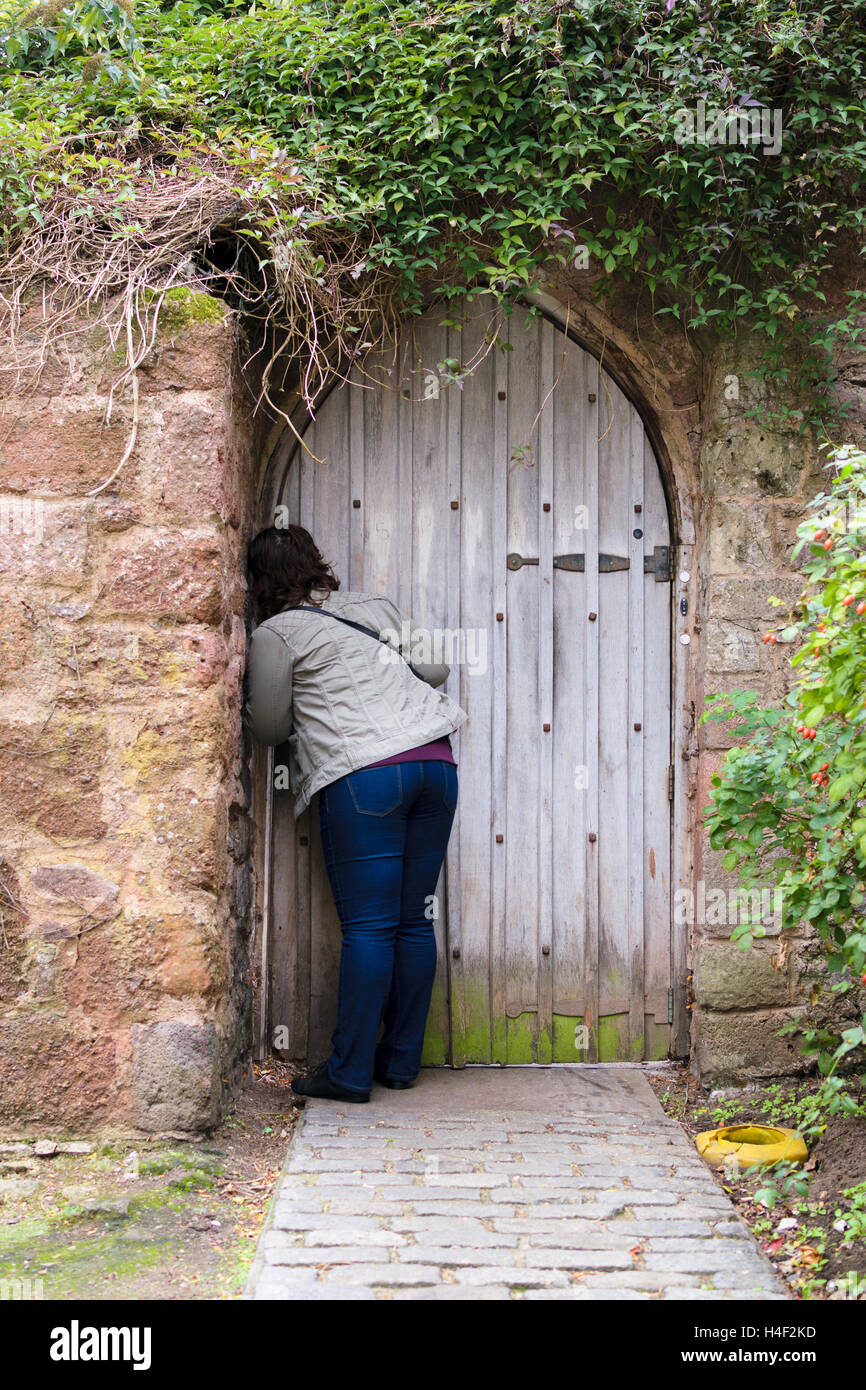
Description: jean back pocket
xmin=347 ymin=764 xmax=404 ymax=817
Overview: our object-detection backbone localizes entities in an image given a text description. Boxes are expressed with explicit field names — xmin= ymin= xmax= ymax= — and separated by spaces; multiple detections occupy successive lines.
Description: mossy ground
xmin=0 ymin=1060 xmax=299 ymax=1300
xmin=648 ymin=1063 xmax=866 ymax=1301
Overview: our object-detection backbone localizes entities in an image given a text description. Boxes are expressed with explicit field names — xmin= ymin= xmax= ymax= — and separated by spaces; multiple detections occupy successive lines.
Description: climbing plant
xmin=702 ymin=443 xmax=866 ymax=1102
xmin=1 ymin=0 xmax=866 ymax=420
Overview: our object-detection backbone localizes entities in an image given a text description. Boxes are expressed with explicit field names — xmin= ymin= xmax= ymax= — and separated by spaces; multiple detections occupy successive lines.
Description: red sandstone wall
xmin=0 ymin=292 xmax=257 ymax=1134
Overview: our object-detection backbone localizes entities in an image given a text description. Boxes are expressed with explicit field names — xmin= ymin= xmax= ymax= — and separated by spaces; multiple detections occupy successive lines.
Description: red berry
xmin=843 ymin=595 xmax=855 ymax=606
xmin=815 ymin=529 xmax=825 ymax=540
xmin=858 ymin=602 xmax=866 ymax=616
xmin=820 ymin=763 xmax=829 ymax=771
xmin=824 ymin=539 xmax=834 ymax=549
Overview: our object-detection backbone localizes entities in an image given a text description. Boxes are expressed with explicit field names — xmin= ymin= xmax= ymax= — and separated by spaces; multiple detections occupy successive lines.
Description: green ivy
xmin=1 ymin=0 xmax=866 ymax=412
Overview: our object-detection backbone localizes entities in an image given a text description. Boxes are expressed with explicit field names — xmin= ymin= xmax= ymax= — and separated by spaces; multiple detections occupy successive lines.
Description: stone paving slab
xmin=246 ymin=1066 xmax=789 ymax=1301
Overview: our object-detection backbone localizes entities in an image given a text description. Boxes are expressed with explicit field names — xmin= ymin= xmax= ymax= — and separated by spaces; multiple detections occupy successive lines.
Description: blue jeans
xmin=317 ymin=760 xmax=458 ymax=1094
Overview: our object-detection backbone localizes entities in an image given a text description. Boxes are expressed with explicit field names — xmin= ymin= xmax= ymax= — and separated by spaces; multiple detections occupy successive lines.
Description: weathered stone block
xmin=693 ymin=941 xmax=789 ymax=1010
xmin=703 ymin=577 xmax=802 ymax=676
xmin=0 ymin=498 xmax=90 ymax=586
xmin=144 ymin=402 xmax=244 ymax=526
xmin=771 ymin=498 xmax=811 ymax=569
xmin=98 ymin=533 xmax=224 ymax=624
xmin=0 ymin=399 xmax=136 ymax=495
xmin=707 ymin=500 xmax=774 ymax=575
xmin=0 ymin=1014 xmax=118 ymax=1129
xmin=704 ymin=619 xmax=765 ymax=676
xmin=706 ymin=576 xmax=802 ymax=626
xmin=701 ymin=425 xmax=810 ymax=497
xmin=108 ymin=300 xmax=231 ymax=398
xmin=0 ymin=722 xmax=108 ymax=842
xmin=154 ymin=916 xmax=215 ymax=1000
xmin=692 ymin=1007 xmax=806 ymax=1083
xmin=131 ymin=1019 xmax=221 ymax=1133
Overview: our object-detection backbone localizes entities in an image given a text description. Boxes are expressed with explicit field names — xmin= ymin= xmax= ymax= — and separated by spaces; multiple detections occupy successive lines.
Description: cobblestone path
xmin=247 ymin=1066 xmax=788 ymax=1301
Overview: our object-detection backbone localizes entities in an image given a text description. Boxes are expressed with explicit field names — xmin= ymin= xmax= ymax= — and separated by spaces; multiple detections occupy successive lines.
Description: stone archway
xmin=252 ymin=290 xmax=700 ymax=1068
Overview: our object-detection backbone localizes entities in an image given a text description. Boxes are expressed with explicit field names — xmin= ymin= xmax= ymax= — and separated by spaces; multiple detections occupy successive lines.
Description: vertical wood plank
xmin=503 ymin=306 xmax=541 ymax=1062
xmin=396 ymin=336 xmax=414 ymax=614
xmin=453 ymin=295 xmax=497 ymax=1062
xmin=307 ymin=402 xmax=349 ymax=1059
xmin=266 ymin=448 xmax=298 ymax=1059
xmin=627 ymin=410 xmax=646 ymax=1058
xmin=348 ymin=363 xmax=365 ymax=589
xmin=582 ymin=360 xmax=601 ymax=1062
xmin=489 ymin=306 xmax=509 ymax=1065
xmin=643 ymin=433 xmax=673 ymax=1057
xmin=363 ymin=344 xmax=400 ymax=595
xmin=409 ymin=306 xmax=452 ymax=1064
xmin=444 ymin=305 xmax=466 ymax=1065
xmin=597 ymin=375 xmax=633 ymax=1057
xmin=536 ymin=315 xmax=555 ymax=1063
xmin=253 ymin=743 xmax=273 ymax=1059
xmin=270 ymin=742 xmax=299 ymax=1057
xmin=551 ymin=340 xmax=593 ymax=1058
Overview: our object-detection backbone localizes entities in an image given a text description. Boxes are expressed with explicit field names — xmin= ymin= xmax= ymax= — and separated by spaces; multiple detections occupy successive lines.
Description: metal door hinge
xmin=668 ymin=764 xmax=674 ymax=800
xmin=644 ymin=545 xmax=673 ymax=582
xmin=507 ymin=549 xmax=670 ymax=575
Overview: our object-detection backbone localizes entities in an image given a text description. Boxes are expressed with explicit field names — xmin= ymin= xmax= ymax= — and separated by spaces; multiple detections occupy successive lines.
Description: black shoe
xmin=374 ymin=1068 xmax=416 ymax=1090
xmin=292 ymin=1064 xmax=369 ymax=1103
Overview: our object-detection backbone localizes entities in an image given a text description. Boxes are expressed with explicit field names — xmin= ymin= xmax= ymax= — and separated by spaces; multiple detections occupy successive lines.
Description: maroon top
xmin=362 ymin=736 xmax=456 ymax=771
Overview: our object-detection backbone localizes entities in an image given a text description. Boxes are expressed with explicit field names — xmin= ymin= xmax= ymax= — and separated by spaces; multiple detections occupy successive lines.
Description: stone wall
xmin=0 ymin=289 xmax=257 ymax=1134
xmin=1 ymin=272 xmax=864 ymax=1128
xmin=691 ymin=334 xmax=866 ymax=1083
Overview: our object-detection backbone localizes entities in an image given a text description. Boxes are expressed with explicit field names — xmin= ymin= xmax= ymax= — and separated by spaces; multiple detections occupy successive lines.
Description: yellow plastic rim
xmin=695 ymin=1122 xmax=809 ymax=1170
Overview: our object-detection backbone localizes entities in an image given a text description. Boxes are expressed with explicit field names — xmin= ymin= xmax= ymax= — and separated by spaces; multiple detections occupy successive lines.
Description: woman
xmin=244 ymin=524 xmax=468 ymax=1103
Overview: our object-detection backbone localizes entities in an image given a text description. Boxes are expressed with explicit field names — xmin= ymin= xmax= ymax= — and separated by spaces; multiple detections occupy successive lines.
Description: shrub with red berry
xmin=703 ymin=444 xmax=866 ymax=1104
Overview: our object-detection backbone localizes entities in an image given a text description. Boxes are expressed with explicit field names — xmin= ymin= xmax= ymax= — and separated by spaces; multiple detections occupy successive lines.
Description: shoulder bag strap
xmin=286 ymin=605 xmax=425 ymax=681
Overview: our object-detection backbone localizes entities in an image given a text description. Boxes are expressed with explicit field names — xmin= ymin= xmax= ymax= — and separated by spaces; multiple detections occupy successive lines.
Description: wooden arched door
xmin=259 ymin=297 xmax=673 ymax=1064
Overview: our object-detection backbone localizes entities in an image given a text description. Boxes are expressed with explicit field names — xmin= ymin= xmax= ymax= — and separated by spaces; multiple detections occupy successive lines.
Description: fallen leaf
xmin=798 ymin=1246 xmax=822 ymax=1267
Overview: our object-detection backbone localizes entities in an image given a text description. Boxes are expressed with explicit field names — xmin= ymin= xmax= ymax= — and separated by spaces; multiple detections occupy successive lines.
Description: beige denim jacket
xmin=244 ymin=587 xmax=469 ymax=818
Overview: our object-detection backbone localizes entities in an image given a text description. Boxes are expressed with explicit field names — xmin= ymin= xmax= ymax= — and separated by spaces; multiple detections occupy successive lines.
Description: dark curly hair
xmin=247 ymin=524 xmax=340 ymax=620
